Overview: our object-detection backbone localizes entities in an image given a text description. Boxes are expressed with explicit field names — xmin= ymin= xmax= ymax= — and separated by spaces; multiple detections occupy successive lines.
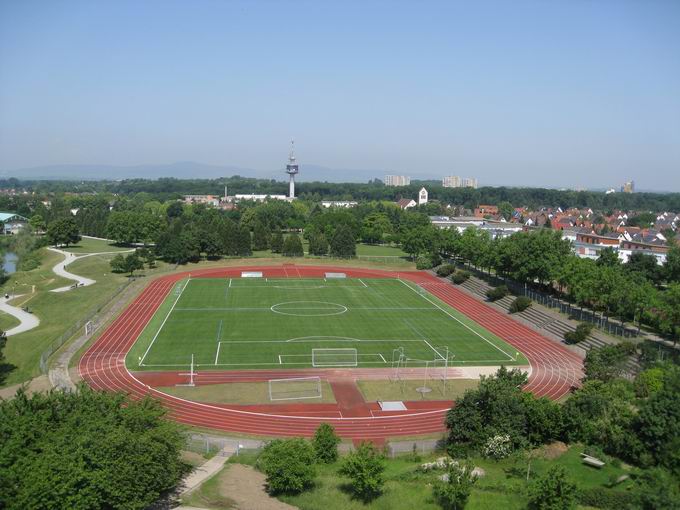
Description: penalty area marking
xmin=397 ymin=279 xmax=517 ymax=362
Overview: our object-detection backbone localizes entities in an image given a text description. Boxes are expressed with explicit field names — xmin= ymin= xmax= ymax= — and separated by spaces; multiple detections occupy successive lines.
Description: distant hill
xmin=3 ymin=161 xmax=393 ymax=183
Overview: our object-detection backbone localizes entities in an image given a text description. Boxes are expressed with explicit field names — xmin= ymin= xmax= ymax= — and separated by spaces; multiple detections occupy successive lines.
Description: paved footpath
xmin=180 ymin=449 xmax=232 ymax=496
xmin=0 ymin=294 xmax=40 ymax=336
xmin=48 ymin=247 xmax=133 ymax=293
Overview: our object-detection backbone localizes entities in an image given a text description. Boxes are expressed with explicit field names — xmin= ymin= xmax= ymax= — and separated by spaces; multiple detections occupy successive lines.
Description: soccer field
xmin=127 ymin=277 xmax=527 ymax=370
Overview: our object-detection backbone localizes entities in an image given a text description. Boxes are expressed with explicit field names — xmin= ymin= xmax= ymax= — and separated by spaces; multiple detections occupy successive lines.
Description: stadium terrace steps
xmin=448 ymin=271 xmax=641 ymax=377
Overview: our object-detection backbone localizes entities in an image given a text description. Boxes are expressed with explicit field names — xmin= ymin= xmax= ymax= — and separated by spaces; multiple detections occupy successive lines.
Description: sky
xmin=1 ymin=0 xmax=679 ymax=190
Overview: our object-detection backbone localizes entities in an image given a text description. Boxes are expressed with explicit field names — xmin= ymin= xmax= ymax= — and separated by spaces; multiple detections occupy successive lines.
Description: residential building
xmin=461 ymin=177 xmax=478 ymax=188
xmin=430 ymin=216 xmax=523 ymax=239
xmin=0 ymin=212 xmax=29 ymax=234
xmin=384 ymin=175 xmax=410 ymax=186
xmin=321 ymin=201 xmax=358 ymax=208
xmin=183 ymin=194 xmax=220 ymax=207
xmin=396 ymin=198 xmax=417 ymax=209
xmin=442 ymin=175 xmax=461 ymax=188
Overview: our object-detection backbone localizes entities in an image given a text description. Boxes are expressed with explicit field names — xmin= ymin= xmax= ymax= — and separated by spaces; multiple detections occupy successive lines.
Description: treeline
xmin=427 ymin=227 xmax=680 ymax=343
xmin=3 ymin=176 xmax=680 ymax=211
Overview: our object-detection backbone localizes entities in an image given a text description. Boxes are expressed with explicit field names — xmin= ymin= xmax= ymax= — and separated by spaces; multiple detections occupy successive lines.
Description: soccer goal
xmin=312 ymin=348 xmax=358 ymax=367
xmin=268 ymin=376 xmax=322 ymax=401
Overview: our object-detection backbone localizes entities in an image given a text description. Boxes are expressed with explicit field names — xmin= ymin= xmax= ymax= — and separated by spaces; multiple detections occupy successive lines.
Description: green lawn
xmin=0 ymin=311 xmax=21 ymax=332
xmin=357 ymin=378 xmax=479 ymax=402
xmin=355 ymin=243 xmax=407 ymax=257
xmin=61 ymin=237 xmax=131 ymax=254
xmin=127 ymin=277 xmax=527 ymax=371
xmin=187 ymin=443 xmax=633 ymax=510
xmin=0 ymin=250 xmax=129 ymax=386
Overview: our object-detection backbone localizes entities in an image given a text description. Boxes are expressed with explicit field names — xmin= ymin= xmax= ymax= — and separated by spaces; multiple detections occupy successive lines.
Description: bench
xmin=580 ymin=453 xmax=605 ymax=468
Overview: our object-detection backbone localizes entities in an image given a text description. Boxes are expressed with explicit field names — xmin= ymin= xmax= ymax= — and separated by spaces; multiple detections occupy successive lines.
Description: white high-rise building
xmin=462 ymin=177 xmax=478 ymax=188
xmin=442 ymin=176 xmax=462 ymax=188
xmin=384 ymin=175 xmax=411 ymax=186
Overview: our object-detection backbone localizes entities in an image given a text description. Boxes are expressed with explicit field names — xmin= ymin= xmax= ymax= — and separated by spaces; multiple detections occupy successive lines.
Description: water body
xmin=2 ymin=252 xmax=18 ymax=274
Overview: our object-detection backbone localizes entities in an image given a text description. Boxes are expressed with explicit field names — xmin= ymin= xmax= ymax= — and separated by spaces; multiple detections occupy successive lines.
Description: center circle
xmin=270 ymin=301 xmax=348 ymax=317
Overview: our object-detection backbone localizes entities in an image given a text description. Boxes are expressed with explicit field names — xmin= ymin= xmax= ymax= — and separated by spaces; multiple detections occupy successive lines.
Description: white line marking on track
xmin=214 ymin=342 xmax=222 ymax=365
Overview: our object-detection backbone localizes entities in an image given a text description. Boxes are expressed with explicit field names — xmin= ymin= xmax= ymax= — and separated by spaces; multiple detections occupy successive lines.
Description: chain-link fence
xmin=39 ymin=281 xmax=131 ymax=374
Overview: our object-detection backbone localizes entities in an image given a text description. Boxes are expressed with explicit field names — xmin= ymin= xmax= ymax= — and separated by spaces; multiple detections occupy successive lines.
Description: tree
xmin=583 ymin=343 xmax=635 ymax=382
xmin=46 ymin=217 xmax=81 ymax=247
xmin=252 ymin=221 xmax=271 ymax=251
xmin=136 ymin=247 xmax=156 ymax=268
xmin=258 ymin=438 xmax=316 ymax=494
xmin=432 ymin=461 xmax=478 ymax=510
xmin=665 ymin=245 xmax=680 ymax=283
xmin=29 ymin=214 xmax=46 ymax=232
xmin=633 ymin=467 xmax=680 ymax=510
xmin=109 ymin=254 xmax=127 ymax=273
xmin=360 ymin=212 xmax=392 ymax=244
xmin=497 ymin=201 xmax=514 ymax=221
xmin=329 ymin=224 xmax=356 ymax=258
xmin=123 ymin=252 xmax=144 ymax=276
xmin=308 ymin=230 xmax=329 ymax=256
xmin=596 ymin=247 xmax=620 ymax=267
xmin=0 ymin=386 xmax=188 ymax=510
xmin=626 ymin=252 xmax=662 ymax=285
xmin=527 ymin=466 xmax=577 ymax=510
xmin=282 ymin=233 xmax=304 ymax=257
xmin=0 ymin=329 xmax=8 ymax=384
xmin=270 ymin=229 xmax=284 ymax=254
xmin=236 ymin=225 xmax=252 ymax=256
xmin=312 ymin=423 xmax=340 ymax=463
xmin=339 ymin=442 xmax=385 ymax=502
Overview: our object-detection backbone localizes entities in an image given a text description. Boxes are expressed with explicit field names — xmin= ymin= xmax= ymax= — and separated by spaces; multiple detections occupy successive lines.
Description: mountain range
xmin=2 ymin=162 xmax=390 ymax=183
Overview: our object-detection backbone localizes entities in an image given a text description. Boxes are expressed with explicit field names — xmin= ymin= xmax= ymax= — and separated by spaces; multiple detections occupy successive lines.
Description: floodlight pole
xmin=189 ymin=354 xmax=195 ymax=386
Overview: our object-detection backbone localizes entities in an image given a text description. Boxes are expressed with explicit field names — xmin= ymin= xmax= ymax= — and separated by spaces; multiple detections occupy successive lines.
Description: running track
xmin=80 ymin=265 xmax=583 ymax=440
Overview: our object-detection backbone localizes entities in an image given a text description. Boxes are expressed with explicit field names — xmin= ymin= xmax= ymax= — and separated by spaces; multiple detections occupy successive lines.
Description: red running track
xmin=79 ymin=265 xmax=583 ymax=440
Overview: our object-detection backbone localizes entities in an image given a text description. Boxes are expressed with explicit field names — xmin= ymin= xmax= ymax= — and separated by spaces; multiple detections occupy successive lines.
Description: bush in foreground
xmin=527 ymin=465 xmax=577 ymax=510
xmin=312 ymin=423 xmax=341 ymax=464
xmin=509 ymin=296 xmax=532 ymax=313
xmin=564 ymin=323 xmax=594 ymax=344
xmin=339 ymin=442 xmax=385 ymax=502
xmin=258 ymin=438 xmax=316 ymax=494
xmin=486 ymin=285 xmax=509 ymax=302
xmin=0 ymin=386 xmax=188 ymax=510
xmin=432 ymin=461 xmax=478 ymax=510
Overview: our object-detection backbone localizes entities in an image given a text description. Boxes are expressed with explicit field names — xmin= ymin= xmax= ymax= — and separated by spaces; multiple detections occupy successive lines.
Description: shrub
xmin=451 ymin=271 xmax=470 ymax=284
xmin=509 ymin=296 xmax=532 ymax=313
xmin=339 ymin=442 xmax=385 ymax=502
xmin=416 ymin=254 xmax=435 ymax=270
xmin=436 ymin=264 xmax=456 ymax=277
xmin=486 ymin=285 xmax=509 ymax=302
xmin=564 ymin=323 xmax=594 ymax=344
xmin=483 ymin=434 xmax=512 ymax=460
xmin=432 ymin=461 xmax=478 ymax=510
xmin=312 ymin=423 xmax=340 ymax=464
xmin=258 ymin=438 xmax=316 ymax=494
xmin=527 ymin=465 xmax=577 ymax=510
xmin=578 ymin=487 xmax=631 ymax=509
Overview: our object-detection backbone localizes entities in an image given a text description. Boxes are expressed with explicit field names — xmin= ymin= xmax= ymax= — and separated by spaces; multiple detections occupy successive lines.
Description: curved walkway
xmin=80 ymin=265 xmax=584 ymax=440
xmin=48 ymin=247 xmax=133 ymax=293
xmin=0 ymin=294 xmax=40 ymax=336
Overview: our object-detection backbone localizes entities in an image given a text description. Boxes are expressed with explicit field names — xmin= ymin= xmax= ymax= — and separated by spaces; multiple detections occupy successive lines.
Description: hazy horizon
xmin=1 ymin=1 xmax=679 ymax=190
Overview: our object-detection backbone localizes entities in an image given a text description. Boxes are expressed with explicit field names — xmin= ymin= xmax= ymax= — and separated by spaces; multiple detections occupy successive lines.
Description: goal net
xmin=268 ymin=376 xmax=322 ymax=401
xmin=312 ymin=348 xmax=358 ymax=367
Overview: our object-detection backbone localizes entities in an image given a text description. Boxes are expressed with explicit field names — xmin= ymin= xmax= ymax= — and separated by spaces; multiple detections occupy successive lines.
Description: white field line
xmin=397 ymin=278 xmax=516 ymax=361
xmin=138 ymin=357 xmax=517 ymax=368
xmin=139 ymin=279 xmax=190 ymax=366
xmin=214 ymin=342 xmax=222 ymax=365
xmin=423 ymin=339 xmax=446 ymax=360
xmin=358 ymin=278 xmax=368 ymax=288
xmin=378 ymin=353 xmax=387 ymax=363
xmin=173 ymin=306 xmax=435 ymax=312
xmin=229 ymin=278 xmax=232 ymax=288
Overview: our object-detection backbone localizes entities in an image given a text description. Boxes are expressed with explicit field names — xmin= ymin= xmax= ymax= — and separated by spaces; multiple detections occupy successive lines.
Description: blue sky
xmin=1 ymin=0 xmax=679 ymax=190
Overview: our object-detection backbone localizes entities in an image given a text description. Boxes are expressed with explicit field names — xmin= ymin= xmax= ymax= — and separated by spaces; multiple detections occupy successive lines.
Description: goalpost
xmin=312 ymin=348 xmax=358 ymax=367
xmin=268 ymin=376 xmax=322 ymax=401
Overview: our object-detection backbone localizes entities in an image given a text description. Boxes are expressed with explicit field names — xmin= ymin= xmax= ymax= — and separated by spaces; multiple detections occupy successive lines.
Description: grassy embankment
xmin=184 ymin=444 xmax=634 ymax=510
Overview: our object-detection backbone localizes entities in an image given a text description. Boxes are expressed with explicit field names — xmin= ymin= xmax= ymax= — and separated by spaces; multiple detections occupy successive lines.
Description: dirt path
xmin=217 ymin=464 xmax=297 ymax=510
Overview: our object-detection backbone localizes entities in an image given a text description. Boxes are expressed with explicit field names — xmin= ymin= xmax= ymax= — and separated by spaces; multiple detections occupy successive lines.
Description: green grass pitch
xmin=127 ymin=277 xmax=528 ymax=370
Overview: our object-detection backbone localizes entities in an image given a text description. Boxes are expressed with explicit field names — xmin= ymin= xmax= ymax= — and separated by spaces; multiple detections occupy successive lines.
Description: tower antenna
xmin=285 ymin=139 xmax=299 ymax=199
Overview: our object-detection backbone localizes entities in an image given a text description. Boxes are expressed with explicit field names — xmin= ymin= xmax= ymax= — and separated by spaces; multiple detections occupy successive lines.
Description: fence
xmin=185 ymin=433 xmax=265 ymax=456
xmin=38 ymin=281 xmax=132 ymax=374
xmin=453 ymin=262 xmax=639 ymax=339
